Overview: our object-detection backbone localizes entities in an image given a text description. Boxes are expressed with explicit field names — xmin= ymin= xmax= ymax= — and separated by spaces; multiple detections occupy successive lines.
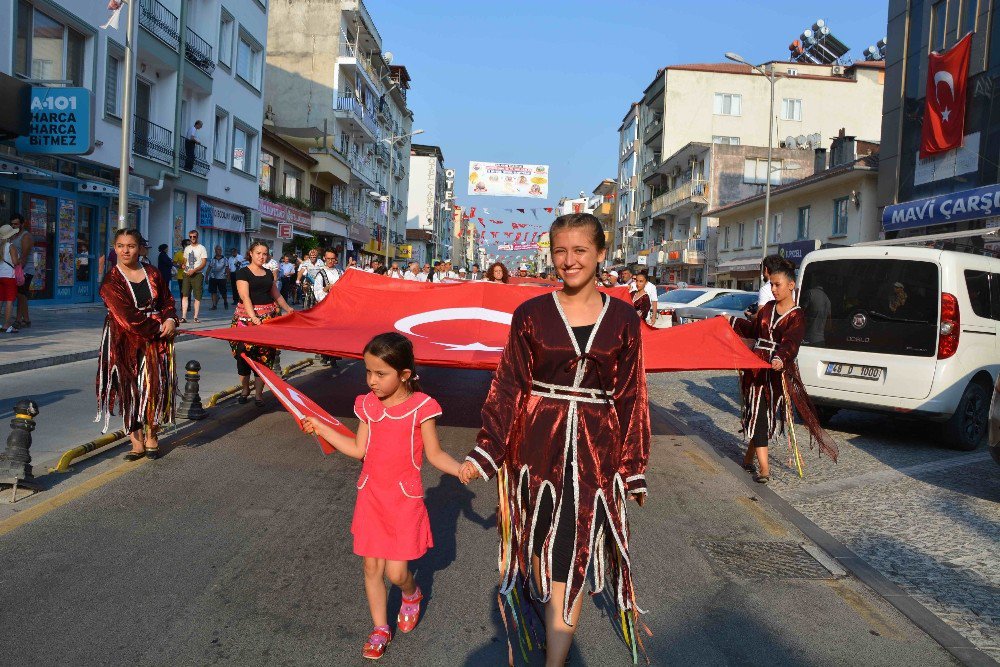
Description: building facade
xmin=878 ymin=0 xmax=1000 ymax=252
xmin=0 ymin=0 xmax=267 ymax=303
xmin=613 ymin=102 xmax=640 ymax=265
xmin=405 ymin=143 xmax=449 ymax=265
xmin=265 ymin=0 xmax=414 ymax=267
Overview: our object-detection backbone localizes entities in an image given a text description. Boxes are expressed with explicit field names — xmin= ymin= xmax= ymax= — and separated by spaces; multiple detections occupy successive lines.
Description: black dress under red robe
xmin=730 ymin=302 xmax=838 ymax=460
xmin=96 ymin=265 xmax=177 ymax=433
xmin=465 ymin=291 xmax=650 ymax=653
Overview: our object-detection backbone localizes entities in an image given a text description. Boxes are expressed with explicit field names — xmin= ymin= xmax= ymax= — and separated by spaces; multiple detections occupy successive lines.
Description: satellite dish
xmin=810 ymin=132 xmax=822 ymax=146
xmin=796 ymin=134 xmax=807 ymax=146
xmin=785 ymin=136 xmax=797 ymax=149
xmin=383 ymin=51 xmax=394 ymax=65
xmin=801 ymin=29 xmax=813 ymax=41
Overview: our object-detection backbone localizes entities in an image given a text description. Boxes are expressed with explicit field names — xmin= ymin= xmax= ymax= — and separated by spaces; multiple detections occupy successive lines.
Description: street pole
xmin=117 ymin=0 xmax=138 ymax=229
xmin=762 ymin=65 xmax=776 ymax=263
xmin=384 ymin=140 xmax=392 ymax=266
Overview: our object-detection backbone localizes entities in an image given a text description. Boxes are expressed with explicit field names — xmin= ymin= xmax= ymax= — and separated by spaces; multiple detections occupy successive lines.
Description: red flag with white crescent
xmin=193 ymin=272 xmax=770 ymax=373
xmin=920 ymin=33 xmax=972 ymax=158
xmin=241 ymin=355 xmax=354 ymax=454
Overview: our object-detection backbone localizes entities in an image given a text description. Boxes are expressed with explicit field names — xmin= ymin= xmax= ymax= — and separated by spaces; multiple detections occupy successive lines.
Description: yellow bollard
xmin=51 ymin=430 xmax=127 ymax=473
xmin=280 ymin=358 xmax=314 ymax=378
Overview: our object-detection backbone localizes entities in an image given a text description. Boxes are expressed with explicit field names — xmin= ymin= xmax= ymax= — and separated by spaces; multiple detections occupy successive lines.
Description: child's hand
xmin=459 ymin=461 xmax=481 ymax=484
xmin=300 ymin=417 xmax=317 ymax=435
xmin=771 ymin=358 xmax=784 ymax=371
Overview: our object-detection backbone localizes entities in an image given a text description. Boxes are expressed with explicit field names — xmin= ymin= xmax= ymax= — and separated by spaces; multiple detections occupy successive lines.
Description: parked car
xmin=673 ymin=291 xmax=758 ymax=324
xmin=797 ymin=246 xmax=1000 ymax=451
xmin=653 ymin=287 xmax=740 ymax=328
xmin=989 ymin=376 xmax=1000 ymax=465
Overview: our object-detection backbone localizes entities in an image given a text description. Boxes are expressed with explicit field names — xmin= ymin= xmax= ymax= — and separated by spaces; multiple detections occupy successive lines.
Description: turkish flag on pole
xmin=242 ymin=355 xmax=354 ymax=454
xmin=920 ymin=33 xmax=972 ymax=158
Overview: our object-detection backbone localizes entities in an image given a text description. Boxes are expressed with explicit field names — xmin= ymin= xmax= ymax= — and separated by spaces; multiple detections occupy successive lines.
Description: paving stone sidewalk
xmin=648 ymin=371 xmax=1000 ymax=663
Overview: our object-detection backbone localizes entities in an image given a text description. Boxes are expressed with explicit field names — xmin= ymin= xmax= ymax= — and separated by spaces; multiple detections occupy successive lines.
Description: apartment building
xmin=878 ymin=0 xmax=1000 ymax=252
xmin=0 ymin=0 xmax=266 ymax=304
xmin=265 ymin=0 xmax=414 ymax=266
xmin=626 ymin=59 xmax=884 ymax=280
xmin=613 ymin=102 xmax=640 ymax=265
xmin=405 ymin=143 xmax=450 ymax=265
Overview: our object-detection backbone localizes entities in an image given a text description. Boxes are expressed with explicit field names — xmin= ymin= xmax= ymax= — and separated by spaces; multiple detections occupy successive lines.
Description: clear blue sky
xmin=368 ymin=0 xmax=890 ymax=259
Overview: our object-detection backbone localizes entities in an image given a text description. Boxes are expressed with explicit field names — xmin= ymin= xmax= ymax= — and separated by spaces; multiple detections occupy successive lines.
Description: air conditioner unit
xmin=128 ymin=175 xmax=145 ymax=196
xmin=246 ymin=210 xmax=262 ymax=232
xmin=831 ymin=64 xmax=844 ymax=76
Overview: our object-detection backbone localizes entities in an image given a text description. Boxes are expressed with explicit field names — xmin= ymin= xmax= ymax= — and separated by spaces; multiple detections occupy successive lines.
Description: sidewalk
xmin=0 ymin=301 xmax=248 ymax=375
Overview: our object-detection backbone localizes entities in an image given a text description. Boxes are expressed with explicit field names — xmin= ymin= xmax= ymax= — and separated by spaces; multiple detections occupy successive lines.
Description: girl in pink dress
xmin=301 ymin=332 xmax=465 ymax=661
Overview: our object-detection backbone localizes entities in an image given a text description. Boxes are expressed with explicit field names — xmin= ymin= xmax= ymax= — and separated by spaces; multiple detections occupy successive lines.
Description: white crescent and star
xmin=394 ymin=307 xmax=513 ymax=352
xmin=933 ymin=70 xmax=956 ymax=122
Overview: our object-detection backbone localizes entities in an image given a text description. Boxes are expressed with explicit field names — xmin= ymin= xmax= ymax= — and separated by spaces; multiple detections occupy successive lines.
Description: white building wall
xmin=406 ymin=153 xmax=435 ymax=232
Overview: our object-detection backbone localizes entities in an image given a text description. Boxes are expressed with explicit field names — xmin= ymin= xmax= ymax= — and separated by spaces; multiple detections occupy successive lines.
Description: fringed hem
xmin=95 ymin=323 xmax=177 ymax=434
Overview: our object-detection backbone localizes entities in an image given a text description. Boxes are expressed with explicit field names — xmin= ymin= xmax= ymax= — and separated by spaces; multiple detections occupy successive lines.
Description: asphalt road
xmin=0 ymin=362 xmax=958 ymax=665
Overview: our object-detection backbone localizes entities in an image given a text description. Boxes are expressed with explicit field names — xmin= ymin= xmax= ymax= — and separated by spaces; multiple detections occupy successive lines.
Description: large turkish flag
xmin=920 ymin=33 xmax=972 ymax=158
xmin=194 ymin=271 xmax=769 ymax=372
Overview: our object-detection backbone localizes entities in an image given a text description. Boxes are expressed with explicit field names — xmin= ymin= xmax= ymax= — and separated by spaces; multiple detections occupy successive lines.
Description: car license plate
xmin=825 ymin=362 xmax=883 ymax=381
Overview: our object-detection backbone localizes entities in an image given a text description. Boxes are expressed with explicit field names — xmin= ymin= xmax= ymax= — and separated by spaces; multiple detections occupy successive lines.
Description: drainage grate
xmin=701 ymin=541 xmax=834 ymax=580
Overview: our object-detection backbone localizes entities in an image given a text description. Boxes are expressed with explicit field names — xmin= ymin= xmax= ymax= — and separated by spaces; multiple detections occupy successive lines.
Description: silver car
xmin=673 ymin=291 xmax=758 ymax=324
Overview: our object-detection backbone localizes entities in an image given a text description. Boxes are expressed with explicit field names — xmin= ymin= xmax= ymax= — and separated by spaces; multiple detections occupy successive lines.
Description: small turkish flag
xmin=920 ymin=33 xmax=972 ymax=158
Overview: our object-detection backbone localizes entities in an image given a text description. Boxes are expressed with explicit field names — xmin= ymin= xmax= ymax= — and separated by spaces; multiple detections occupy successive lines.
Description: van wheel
xmin=942 ymin=382 xmax=989 ymax=451
xmin=816 ymin=407 xmax=839 ymax=426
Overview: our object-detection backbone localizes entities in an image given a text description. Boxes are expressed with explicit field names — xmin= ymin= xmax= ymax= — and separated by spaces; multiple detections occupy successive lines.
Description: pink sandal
xmin=362 ymin=626 xmax=391 ymax=660
xmin=397 ymin=587 xmax=423 ymax=633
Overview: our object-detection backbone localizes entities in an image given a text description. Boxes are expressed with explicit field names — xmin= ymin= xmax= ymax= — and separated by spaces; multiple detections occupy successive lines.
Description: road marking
xmin=683 ymin=449 xmax=719 ymax=475
xmin=735 ymin=496 xmax=789 ymax=537
xmin=824 ymin=579 xmax=907 ymax=641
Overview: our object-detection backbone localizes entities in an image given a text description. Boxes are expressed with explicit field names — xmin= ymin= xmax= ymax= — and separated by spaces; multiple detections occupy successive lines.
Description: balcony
xmin=620 ymin=138 xmax=636 ymax=158
xmin=652 ymin=179 xmax=710 ymax=217
xmin=338 ymin=40 xmax=381 ymax=92
xmin=641 ymin=157 xmax=661 ymax=181
xmin=375 ymin=143 xmax=389 ymax=163
xmin=643 ymin=114 xmax=662 ymax=142
xmin=133 ymin=116 xmax=174 ymax=164
xmin=138 ymin=0 xmax=180 ymax=50
xmin=658 ymin=238 xmax=706 ymax=266
xmin=335 ymin=96 xmax=380 ymax=140
xmin=185 ymin=27 xmax=215 ymax=76
xmin=182 ymin=142 xmax=210 ymax=177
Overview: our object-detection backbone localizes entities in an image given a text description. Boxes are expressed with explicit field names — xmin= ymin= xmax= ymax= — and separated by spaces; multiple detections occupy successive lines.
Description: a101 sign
xmin=14 ymin=87 xmax=95 ymax=155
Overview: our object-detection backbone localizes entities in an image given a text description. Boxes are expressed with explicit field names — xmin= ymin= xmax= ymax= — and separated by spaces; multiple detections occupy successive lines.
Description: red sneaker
xmin=362 ymin=626 xmax=391 ymax=660
xmin=397 ymin=587 xmax=423 ymax=633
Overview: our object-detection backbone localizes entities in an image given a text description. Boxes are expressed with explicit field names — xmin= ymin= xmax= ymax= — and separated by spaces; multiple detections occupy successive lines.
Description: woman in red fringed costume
xmin=728 ymin=262 xmax=838 ymax=483
xmin=96 ymin=229 xmax=177 ymax=461
xmin=461 ymin=213 xmax=650 ymax=666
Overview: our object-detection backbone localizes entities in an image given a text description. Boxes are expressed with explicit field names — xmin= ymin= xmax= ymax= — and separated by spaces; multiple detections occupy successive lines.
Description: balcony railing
xmin=376 ymin=143 xmax=389 ymax=162
xmin=338 ymin=40 xmax=382 ymax=89
xmin=336 ymin=96 xmax=381 ymax=139
xmin=185 ymin=26 xmax=215 ymax=76
xmin=652 ymin=179 xmax=709 ymax=214
xmin=182 ymin=142 xmax=210 ymax=177
xmin=133 ymin=115 xmax=174 ymax=164
xmin=643 ymin=115 xmax=662 ymax=136
xmin=659 ymin=238 xmax=706 ymax=265
xmin=641 ymin=158 xmax=660 ymax=176
xmin=138 ymin=0 xmax=180 ymax=50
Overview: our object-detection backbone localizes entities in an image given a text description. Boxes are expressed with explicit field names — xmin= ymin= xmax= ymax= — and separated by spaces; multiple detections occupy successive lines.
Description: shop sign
xmin=199 ymin=199 xmax=246 ymax=233
xmin=882 ymin=183 xmax=1000 ymax=232
xmin=15 ymin=87 xmax=94 ymax=155
xmin=258 ymin=197 xmax=287 ymax=220
xmin=277 ymin=222 xmax=293 ymax=240
xmin=637 ymin=255 xmax=647 ymax=266
xmin=777 ymin=239 xmax=819 ymax=267
xmin=287 ymin=207 xmax=311 ymax=229
xmin=396 ymin=244 xmax=413 ymax=259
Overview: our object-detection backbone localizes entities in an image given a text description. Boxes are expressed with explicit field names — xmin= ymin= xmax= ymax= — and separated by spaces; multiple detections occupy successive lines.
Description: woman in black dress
xmin=231 ymin=241 xmax=294 ymax=406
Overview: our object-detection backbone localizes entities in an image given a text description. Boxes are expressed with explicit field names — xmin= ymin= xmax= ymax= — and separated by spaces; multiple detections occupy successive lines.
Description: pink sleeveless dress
xmin=351 ymin=391 xmax=442 ymax=560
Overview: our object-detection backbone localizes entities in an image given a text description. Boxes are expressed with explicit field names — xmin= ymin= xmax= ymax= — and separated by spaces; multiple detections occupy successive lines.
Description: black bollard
xmin=176 ymin=360 xmax=207 ymax=420
xmin=0 ymin=399 xmax=39 ymax=496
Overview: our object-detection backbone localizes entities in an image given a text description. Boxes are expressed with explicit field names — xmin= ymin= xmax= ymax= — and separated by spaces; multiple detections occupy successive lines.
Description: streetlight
xmin=725 ymin=52 xmax=778 ymax=262
xmin=370 ymin=128 xmax=423 ymax=265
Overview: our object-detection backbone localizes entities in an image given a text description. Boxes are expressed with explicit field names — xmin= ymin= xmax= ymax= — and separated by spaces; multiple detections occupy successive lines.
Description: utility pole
xmin=117 ymin=0 xmax=138 ymax=229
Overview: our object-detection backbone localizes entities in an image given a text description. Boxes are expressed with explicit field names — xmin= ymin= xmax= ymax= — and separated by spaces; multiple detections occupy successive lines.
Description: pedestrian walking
xmin=403 ymin=261 xmax=421 ymax=281
xmin=485 ymin=262 xmax=509 ymax=283
xmin=630 ymin=269 xmax=658 ymax=325
xmin=313 ymin=249 xmax=342 ymax=366
xmin=726 ymin=261 xmax=837 ymax=483
xmin=231 ymin=241 xmax=294 ymax=407
xmin=279 ymin=254 xmax=297 ymax=302
xmin=10 ymin=213 xmax=34 ymax=328
xmin=0 ymin=224 xmax=22 ymax=333
xmin=156 ymin=243 xmax=173 ymax=285
xmin=180 ymin=230 xmax=207 ymax=323
xmin=300 ymin=332 xmax=465 ymax=661
xmin=95 ymin=229 xmax=177 ymax=461
xmin=208 ymin=245 xmax=230 ymax=310
xmin=297 ymin=247 xmax=323 ymax=309
xmin=460 ymin=212 xmax=649 ymax=665
xmin=632 ymin=271 xmax=652 ymax=321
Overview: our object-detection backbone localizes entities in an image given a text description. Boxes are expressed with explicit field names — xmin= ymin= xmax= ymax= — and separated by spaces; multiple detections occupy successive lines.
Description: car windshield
xmin=799 ymin=258 xmax=939 ymax=356
xmin=698 ymin=293 xmax=757 ymax=310
xmin=661 ymin=289 xmax=706 ymax=304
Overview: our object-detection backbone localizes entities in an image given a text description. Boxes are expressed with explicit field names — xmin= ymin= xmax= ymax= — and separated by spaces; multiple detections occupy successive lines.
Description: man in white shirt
xmin=313 ymin=250 xmax=342 ymax=366
xmin=279 ymin=254 xmax=297 ymax=301
xmin=387 ymin=261 xmax=405 ymax=279
xmin=458 ymin=267 xmax=468 ymax=279
xmin=297 ymin=248 xmax=324 ymax=307
xmin=403 ymin=261 xmax=422 ymax=281
xmin=443 ymin=261 xmax=458 ymax=279
xmin=758 ymin=255 xmax=785 ymax=308
xmin=184 ymin=120 xmax=203 ymax=171
xmin=181 ymin=229 xmax=208 ymax=322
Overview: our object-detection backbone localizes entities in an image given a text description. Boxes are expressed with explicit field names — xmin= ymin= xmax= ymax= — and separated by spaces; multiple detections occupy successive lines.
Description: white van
xmin=797 ymin=246 xmax=1000 ymax=450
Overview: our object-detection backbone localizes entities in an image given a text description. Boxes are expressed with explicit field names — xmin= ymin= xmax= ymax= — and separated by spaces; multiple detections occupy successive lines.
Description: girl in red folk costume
xmin=460 ymin=213 xmax=650 ymax=666
xmin=727 ymin=263 xmax=838 ymax=484
xmin=96 ymin=229 xmax=177 ymax=461
xmin=300 ymin=333 xmax=466 ymax=661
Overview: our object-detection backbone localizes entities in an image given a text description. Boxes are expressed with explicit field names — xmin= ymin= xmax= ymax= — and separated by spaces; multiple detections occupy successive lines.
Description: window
xmin=218 ymin=11 xmax=234 ymax=68
xmin=236 ymin=30 xmax=263 ymax=89
xmin=213 ymin=111 xmax=228 ymax=164
xmin=15 ymin=1 xmax=87 ymax=86
xmin=959 ymin=0 xmax=978 ymax=35
xmin=797 ymin=206 xmax=811 ymax=239
xmin=713 ymin=93 xmax=741 ymax=116
xmin=931 ymin=0 xmax=948 ymax=51
xmin=283 ymin=165 xmax=303 ymax=199
xmin=833 ymin=197 xmax=850 ymax=236
xmin=712 ymin=135 xmax=740 ymax=145
xmin=743 ymin=158 xmax=782 ymax=185
xmin=723 ymin=225 xmax=731 ymax=250
xmin=753 ymin=218 xmax=764 ymax=246
xmin=965 ymin=270 xmax=992 ymax=318
xmin=737 ymin=222 xmax=745 ymax=248
xmin=770 ymin=213 xmax=782 ymax=244
xmin=781 ymin=98 xmax=802 ymax=121
xmin=259 ymin=150 xmax=276 ymax=191
xmin=310 ymin=185 xmax=327 ymax=210
xmin=104 ymin=47 xmax=123 ymax=118
xmin=232 ymin=121 xmax=257 ymax=174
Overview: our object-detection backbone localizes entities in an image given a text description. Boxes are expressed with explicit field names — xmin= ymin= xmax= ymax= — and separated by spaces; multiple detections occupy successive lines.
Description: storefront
xmin=881 ymin=183 xmax=1000 ymax=254
xmin=311 ymin=211 xmax=350 ymax=265
xmin=777 ymin=239 xmax=820 ymax=271
xmin=257 ymin=197 xmax=313 ymax=257
xmin=198 ymin=197 xmax=246 ymax=256
xmin=713 ymin=258 xmax=761 ymax=291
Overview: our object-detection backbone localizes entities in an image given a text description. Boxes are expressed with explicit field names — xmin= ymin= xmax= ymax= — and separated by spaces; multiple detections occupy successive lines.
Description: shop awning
xmin=713 ymin=258 xmax=760 ymax=273
xmin=855 ymin=227 xmax=999 ymax=246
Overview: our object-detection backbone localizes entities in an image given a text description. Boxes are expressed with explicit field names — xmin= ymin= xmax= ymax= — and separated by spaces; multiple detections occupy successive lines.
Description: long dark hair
xmin=363 ymin=332 xmax=421 ymax=392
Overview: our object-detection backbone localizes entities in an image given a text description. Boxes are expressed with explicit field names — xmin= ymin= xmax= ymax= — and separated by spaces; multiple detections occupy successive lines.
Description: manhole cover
xmin=701 ymin=541 xmax=833 ymax=580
